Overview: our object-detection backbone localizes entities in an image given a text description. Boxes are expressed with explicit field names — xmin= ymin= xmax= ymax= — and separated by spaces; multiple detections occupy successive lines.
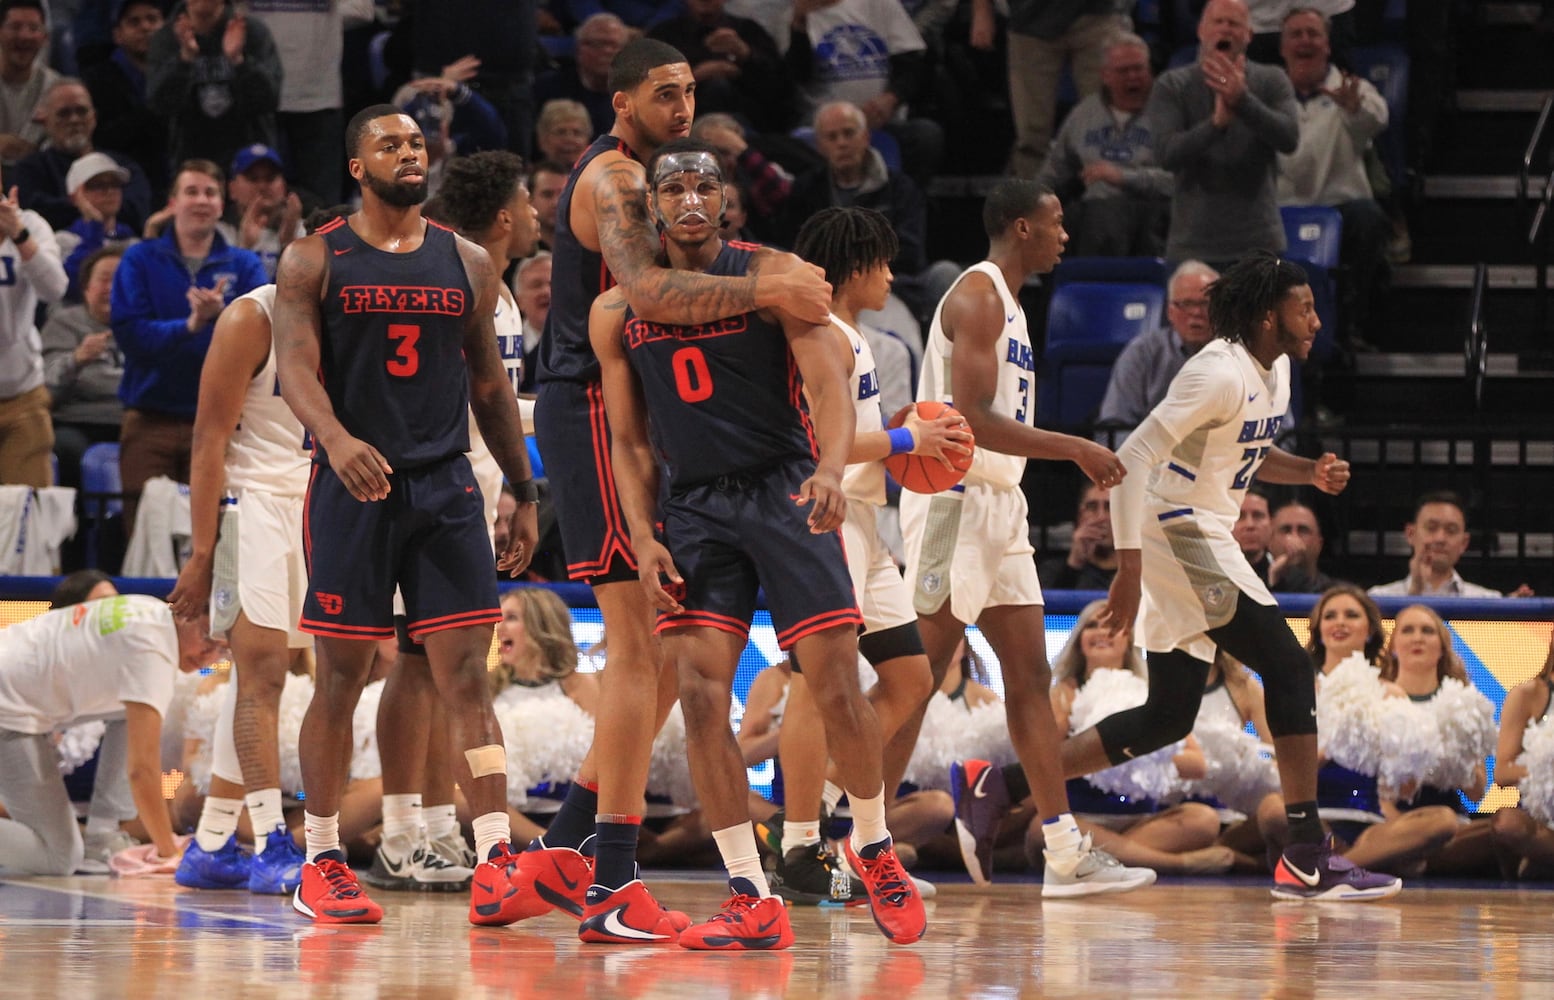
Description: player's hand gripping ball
xmin=883 ymin=401 xmax=975 ymax=494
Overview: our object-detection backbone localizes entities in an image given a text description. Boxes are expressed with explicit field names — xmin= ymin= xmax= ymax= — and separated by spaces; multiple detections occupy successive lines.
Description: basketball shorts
xmin=209 ymin=489 xmax=311 ymax=649
xmin=1136 ymin=501 xmax=1276 ymax=662
xmin=533 ymin=378 xmax=637 ymax=584
xmin=657 ymin=460 xmax=861 ymax=650
xmin=300 ymin=454 xmax=499 ymax=642
xmin=901 ymin=479 xmax=1042 ymax=624
xmin=842 ymin=498 xmax=915 ymax=636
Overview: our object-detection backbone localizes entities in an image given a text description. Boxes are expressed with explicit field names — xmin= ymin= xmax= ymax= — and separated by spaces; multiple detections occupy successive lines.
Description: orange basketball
xmin=883 ymin=401 xmax=975 ymax=494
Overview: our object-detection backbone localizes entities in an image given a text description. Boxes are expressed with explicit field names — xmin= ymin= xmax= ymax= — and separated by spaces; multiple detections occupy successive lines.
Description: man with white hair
xmin=1097 ymin=260 xmax=1219 ymax=432
xmin=14 ymin=78 xmax=153 ymax=234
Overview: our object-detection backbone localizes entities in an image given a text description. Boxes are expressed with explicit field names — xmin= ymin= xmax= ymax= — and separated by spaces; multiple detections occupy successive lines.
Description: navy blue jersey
xmin=316 ymin=217 xmax=474 ymax=469
xmin=539 ymin=134 xmax=637 ymax=385
xmin=623 ymin=241 xmax=815 ymax=491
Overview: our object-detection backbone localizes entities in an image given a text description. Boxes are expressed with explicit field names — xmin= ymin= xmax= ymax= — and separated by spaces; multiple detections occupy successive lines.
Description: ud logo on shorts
xmin=214 ymin=587 xmax=234 ymax=611
xmin=919 ymin=572 xmax=942 ymax=595
xmin=1201 ymin=583 xmax=1228 ymax=612
xmin=315 ymin=592 xmax=344 ymax=615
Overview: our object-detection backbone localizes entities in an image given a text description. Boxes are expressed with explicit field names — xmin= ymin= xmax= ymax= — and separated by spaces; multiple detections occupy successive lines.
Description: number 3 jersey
xmin=316 ymin=217 xmax=474 ymax=469
xmin=225 ymin=284 xmax=311 ymax=498
xmin=621 ymin=241 xmax=816 ymax=492
xmin=917 ymin=261 xmax=1035 ymax=490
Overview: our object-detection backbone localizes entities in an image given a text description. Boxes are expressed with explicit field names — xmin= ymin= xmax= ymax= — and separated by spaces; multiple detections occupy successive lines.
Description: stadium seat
xmin=1051 ymin=256 xmax=1171 ymax=290
xmin=1038 ymin=281 xmax=1166 ymax=429
xmin=1347 ymin=44 xmax=1411 ymax=193
xmin=79 ymin=442 xmax=122 ymax=570
xmin=1279 ymin=205 xmax=1342 ymax=364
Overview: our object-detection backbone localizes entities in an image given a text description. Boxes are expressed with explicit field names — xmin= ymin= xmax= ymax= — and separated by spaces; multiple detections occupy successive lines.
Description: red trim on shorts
xmin=300 ymin=618 xmax=397 ymax=639
xmin=566 ymin=382 xmax=637 ymax=580
xmin=408 ymin=608 xmax=502 ymax=639
xmin=788 ymin=352 xmax=819 ymax=458
xmin=579 ymin=779 xmax=599 ymax=792
xmin=777 ymin=608 xmax=864 ymax=649
xmin=301 ymin=463 xmax=321 ymax=577
xmin=656 ymin=610 xmax=751 ymax=641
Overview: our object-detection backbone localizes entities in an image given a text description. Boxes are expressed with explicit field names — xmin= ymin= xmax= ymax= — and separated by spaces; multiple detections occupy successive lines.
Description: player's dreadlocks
xmin=1207 ymin=250 xmax=1310 ymax=346
xmin=793 ymin=207 xmax=899 ymax=289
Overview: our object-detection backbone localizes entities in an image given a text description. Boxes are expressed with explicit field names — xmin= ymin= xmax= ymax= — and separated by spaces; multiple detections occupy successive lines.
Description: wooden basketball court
xmin=3 ymin=873 xmax=1550 ymax=997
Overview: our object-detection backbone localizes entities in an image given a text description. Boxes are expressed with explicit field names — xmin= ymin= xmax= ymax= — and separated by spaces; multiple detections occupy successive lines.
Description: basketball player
xmin=898 ymin=179 xmax=1155 ymax=897
xmin=591 ymin=139 xmax=926 ymax=950
xmin=165 ymin=275 xmax=314 ymax=896
xmin=272 ymin=104 xmax=539 ymax=925
xmin=769 ymin=206 xmax=971 ymax=903
xmin=516 ymin=37 xmax=829 ymax=941
xmin=363 ymin=152 xmax=542 ymax=893
xmin=1069 ymin=251 xmax=1401 ymax=901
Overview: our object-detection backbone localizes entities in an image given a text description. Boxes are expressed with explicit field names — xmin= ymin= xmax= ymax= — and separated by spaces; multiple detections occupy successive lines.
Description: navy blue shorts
xmin=534 ymin=378 xmax=637 ymax=584
xmin=301 ymin=454 xmax=499 ymax=641
xmin=657 ymin=459 xmax=861 ymax=650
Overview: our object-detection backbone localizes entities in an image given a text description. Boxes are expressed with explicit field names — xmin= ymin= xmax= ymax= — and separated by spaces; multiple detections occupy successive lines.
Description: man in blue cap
xmin=217 ymin=142 xmax=302 ymax=278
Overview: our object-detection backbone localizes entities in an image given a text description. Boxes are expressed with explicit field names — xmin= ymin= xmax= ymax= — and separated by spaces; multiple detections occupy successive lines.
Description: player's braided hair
xmin=1206 ymin=250 xmax=1309 ymax=345
xmin=792 ymin=207 xmax=899 ymax=289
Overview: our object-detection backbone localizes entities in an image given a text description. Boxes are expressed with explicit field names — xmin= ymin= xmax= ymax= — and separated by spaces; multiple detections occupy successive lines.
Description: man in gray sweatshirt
xmin=1146 ymin=0 xmax=1298 ymax=266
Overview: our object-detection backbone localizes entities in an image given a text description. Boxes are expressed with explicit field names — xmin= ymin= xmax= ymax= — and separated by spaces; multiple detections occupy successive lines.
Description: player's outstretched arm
xmin=168 ymin=296 xmax=272 ymax=622
xmin=272 ymin=236 xmax=394 ymax=502
xmin=588 ymin=290 xmax=682 ymax=612
xmin=781 ymin=303 xmax=852 ymax=534
xmin=457 ymin=237 xmax=538 ymax=575
xmin=1257 ymin=447 xmax=1350 ymax=495
xmin=591 ymin=156 xmax=831 ymax=326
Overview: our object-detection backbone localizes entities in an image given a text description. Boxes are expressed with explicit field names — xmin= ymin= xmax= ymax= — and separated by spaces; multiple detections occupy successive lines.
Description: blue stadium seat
xmin=1051 ymin=256 xmax=1171 ymax=290
xmin=790 ymin=126 xmax=903 ymax=172
xmin=1348 ymin=43 xmax=1410 ymax=193
xmin=79 ymin=442 xmax=122 ymax=570
xmin=1279 ymin=205 xmax=1342 ymax=364
xmin=1038 ymin=281 xmax=1166 ymax=429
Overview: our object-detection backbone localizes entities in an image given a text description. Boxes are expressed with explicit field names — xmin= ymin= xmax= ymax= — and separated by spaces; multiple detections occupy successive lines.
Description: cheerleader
xmin=1256 ymin=586 xmax=1450 ymax=875
xmin=1378 ymin=604 xmax=1499 ymax=876
xmin=1493 ymin=631 xmax=1554 ymax=877
xmin=1027 ymin=601 xmax=1233 ymax=875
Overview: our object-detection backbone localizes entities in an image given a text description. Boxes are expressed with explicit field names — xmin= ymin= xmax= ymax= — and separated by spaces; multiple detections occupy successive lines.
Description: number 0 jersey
xmin=622 ymin=241 xmax=815 ymax=492
xmin=316 ymin=217 xmax=473 ymax=470
xmin=225 ymin=284 xmax=311 ymax=498
xmin=918 ymin=261 xmax=1035 ymax=490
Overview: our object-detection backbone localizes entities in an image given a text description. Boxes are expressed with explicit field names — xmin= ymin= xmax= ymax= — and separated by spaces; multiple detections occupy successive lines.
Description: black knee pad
xmin=858 ymin=622 xmax=925 ymax=667
xmin=1093 ymin=649 xmax=1209 ymax=765
xmin=1207 ymin=595 xmax=1317 ymax=738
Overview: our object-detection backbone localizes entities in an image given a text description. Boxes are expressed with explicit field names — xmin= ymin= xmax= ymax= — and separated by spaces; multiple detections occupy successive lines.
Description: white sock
xmin=1043 ymin=813 xmax=1082 ymax=857
xmin=783 ymin=819 xmax=821 ymax=851
xmin=712 ymin=824 xmax=770 ymax=897
xmin=245 ymin=788 xmax=285 ymax=851
xmin=304 ymin=811 xmax=341 ymax=862
xmin=847 ymin=788 xmax=889 ymax=854
xmin=424 ymin=803 xmax=460 ymax=840
xmin=381 ymin=793 xmax=423 ymax=845
xmin=195 ymin=796 xmax=244 ymax=853
xmin=471 ymin=811 xmax=511 ymax=863
xmin=821 ymin=780 xmax=844 ymax=815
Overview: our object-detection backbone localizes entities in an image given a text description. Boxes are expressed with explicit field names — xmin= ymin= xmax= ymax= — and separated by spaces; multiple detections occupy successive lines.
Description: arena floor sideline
xmin=3 ymin=872 xmax=1550 ymax=998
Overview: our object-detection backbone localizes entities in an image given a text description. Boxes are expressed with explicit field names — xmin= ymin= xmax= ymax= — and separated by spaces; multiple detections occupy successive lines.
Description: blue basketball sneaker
xmin=175 ymin=835 xmax=251 ymax=889
xmin=249 ymin=827 xmax=307 ymax=894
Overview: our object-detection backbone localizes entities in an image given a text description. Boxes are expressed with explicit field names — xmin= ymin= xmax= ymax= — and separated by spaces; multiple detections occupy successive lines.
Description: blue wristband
xmin=887 ymin=427 xmax=915 ymax=455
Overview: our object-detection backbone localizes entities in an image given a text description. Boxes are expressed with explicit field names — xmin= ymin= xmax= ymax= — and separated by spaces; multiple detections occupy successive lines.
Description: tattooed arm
xmin=458 ymin=236 xmax=538 ymax=575
xmin=273 ymin=234 xmax=394 ymax=502
xmin=583 ymin=153 xmax=832 ymax=326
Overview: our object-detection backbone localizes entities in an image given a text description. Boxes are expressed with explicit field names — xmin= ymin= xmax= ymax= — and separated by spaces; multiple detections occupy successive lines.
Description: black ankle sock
xmin=592 ymin=820 xmax=640 ymax=891
xmin=543 ymin=783 xmax=598 ymax=849
xmin=1002 ymin=763 xmax=1031 ymax=803
xmin=1284 ymin=801 xmax=1324 ymax=846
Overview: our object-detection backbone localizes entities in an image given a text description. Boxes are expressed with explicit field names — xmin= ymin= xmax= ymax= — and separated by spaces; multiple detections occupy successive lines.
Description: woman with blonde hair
xmin=491 ymin=587 xmax=598 ymax=710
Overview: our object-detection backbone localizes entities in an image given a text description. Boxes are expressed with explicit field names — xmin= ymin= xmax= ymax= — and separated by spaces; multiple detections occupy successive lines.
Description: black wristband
xmin=511 ymin=479 xmax=540 ymax=504
xmin=13 ymin=227 xmax=29 ymax=245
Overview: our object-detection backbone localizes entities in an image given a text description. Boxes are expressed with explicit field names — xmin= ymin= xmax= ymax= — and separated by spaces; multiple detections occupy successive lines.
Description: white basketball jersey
xmin=836 ymin=314 xmax=888 ymax=506
xmin=1144 ymin=339 xmax=1290 ymax=528
xmin=918 ymin=262 xmax=1034 ymax=490
xmin=226 ymin=285 xmax=311 ymax=497
xmin=467 ymin=287 xmax=526 ymax=537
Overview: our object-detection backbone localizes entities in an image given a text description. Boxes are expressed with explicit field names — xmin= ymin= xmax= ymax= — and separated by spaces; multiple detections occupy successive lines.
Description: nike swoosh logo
xmin=1284 ymin=860 xmax=1322 ymax=887
xmin=1120 ymin=747 xmax=1136 ymax=759
xmin=755 ymin=916 xmax=779 ymax=933
xmin=601 ymin=904 xmax=668 ymax=940
xmin=971 ymin=768 xmax=989 ymax=799
xmin=494 ymin=307 xmax=502 ymax=317
xmin=854 ymin=343 xmax=862 ymax=354
xmin=1248 ymin=393 xmax=1259 ymax=402
xmin=333 ymin=247 xmax=352 ymax=256
xmin=1005 ymin=314 xmax=1016 ymax=324
xmin=1287 ymin=811 xmax=1307 ymax=820
xmin=475 ymin=879 xmax=499 ymax=894
xmin=553 ymin=861 xmax=580 ymax=891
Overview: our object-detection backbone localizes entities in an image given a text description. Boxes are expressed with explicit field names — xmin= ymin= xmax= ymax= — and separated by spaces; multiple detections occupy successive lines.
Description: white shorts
xmin=468 ymin=429 xmax=503 ymax=549
xmin=901 ymin=480 xmax=1042 ymax=624
xmin=1137 ymin=504 xmax=1276 ymax=662
xmin=842 ymin=498 xmax=915 ymax=636
xmin=210 ymin=489 xmax=310 ymax=648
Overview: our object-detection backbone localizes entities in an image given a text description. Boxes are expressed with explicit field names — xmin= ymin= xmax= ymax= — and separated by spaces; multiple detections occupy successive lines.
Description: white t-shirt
xmin=0 ymin=595 xmax=180 ymax=734
xmin=797 ymin=0 xmax=926 ymax=114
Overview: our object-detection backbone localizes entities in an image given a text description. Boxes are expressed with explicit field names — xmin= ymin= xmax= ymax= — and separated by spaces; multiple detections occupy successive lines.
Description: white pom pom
xmin=160 ymin=669 xmax=212 ymax=771
xmin=493 ymin=685 xmax=595 ymax=808
xmin=276 ymin=673 xmax=314 ymax=795
xmin=900 ymin=693 xmax=1016 ymax=791
xmin=181 ymin=682 xmax=228 ymax=794
xmin=1517 ymin=717 xmax=1554 ymax=827
xmin=648 ymin=703 xmax=697 ymax=808
xmin=348 ymin=679 xmax=385 ymax=781
xmin=1316 ymin=652 xmax=1388 ymax=774
xmin=1373 ymin=695 xmax=1440 ymax=795
xmin=1419 ymin=678 xmax=1497 ymax=794
xmin=1070 ymin=670 xmax=1186 ymax=803
xmin=56 ymin=720 xmax=107 ymax=776
xmin=1184 ymin=716 xmax=1279 ymax=815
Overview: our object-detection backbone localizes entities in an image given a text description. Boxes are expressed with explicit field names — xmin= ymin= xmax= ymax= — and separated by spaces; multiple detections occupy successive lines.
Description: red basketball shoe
xmin=292 ymin=851 xmax=384 ymax=924
xmin=844 ymin=838 xmax=927 ymax=944
xmin=678 ymin=894 xmax=794 ymax=951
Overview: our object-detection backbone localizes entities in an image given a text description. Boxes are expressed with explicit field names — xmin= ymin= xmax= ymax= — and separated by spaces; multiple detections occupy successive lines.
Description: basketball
xmin=883 ymin=402 xmax=975 ymax=494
